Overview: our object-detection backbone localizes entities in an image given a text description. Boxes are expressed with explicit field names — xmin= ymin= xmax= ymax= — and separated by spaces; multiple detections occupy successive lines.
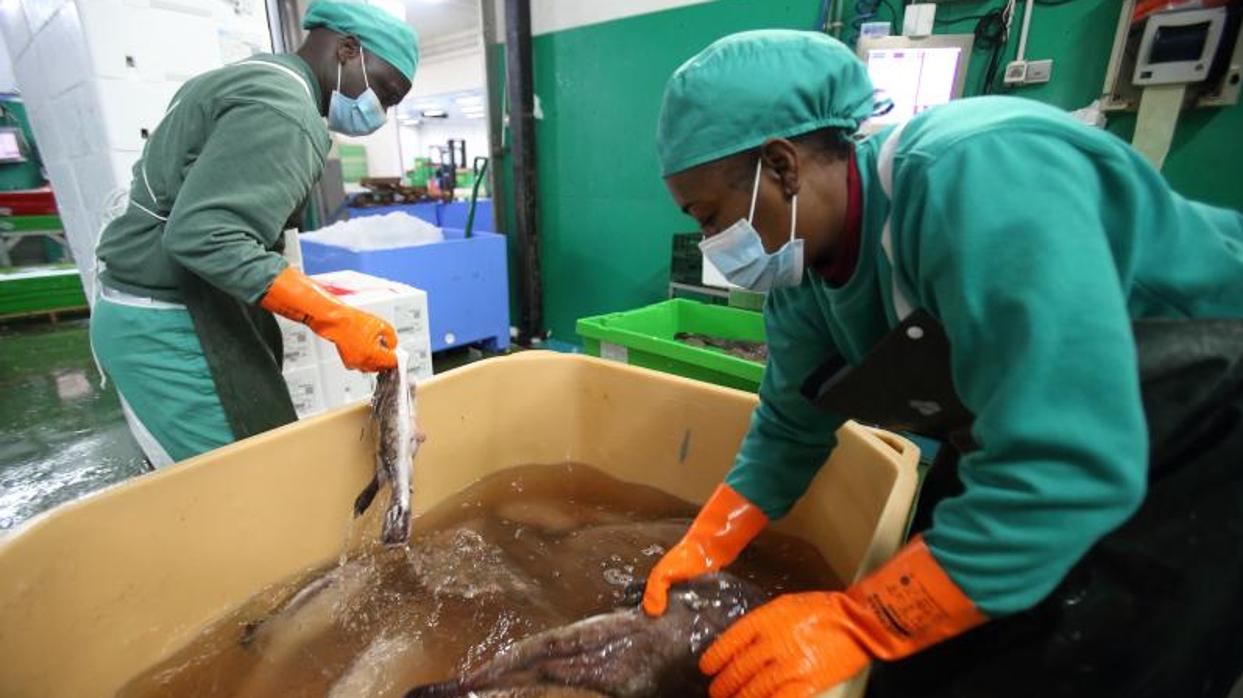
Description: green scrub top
xmin=97 ymin=54 xmax=331 ymax=304
xmin=728 ymin=96 xmax=1243 ymax=616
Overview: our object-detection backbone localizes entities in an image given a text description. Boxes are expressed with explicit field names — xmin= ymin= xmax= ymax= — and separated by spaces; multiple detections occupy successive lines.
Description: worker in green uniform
xmin=90 ymin=1 xmax=419 ymax=467
xmin=642 ymin=30 xmax=1243 ymax=698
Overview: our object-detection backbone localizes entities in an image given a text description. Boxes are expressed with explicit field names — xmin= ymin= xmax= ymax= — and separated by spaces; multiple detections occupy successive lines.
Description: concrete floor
xmin=0 ymin=317 xmax=508 ymax=532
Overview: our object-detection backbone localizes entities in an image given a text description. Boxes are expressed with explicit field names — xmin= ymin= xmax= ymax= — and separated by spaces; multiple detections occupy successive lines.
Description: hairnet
xmin=303 ymin=0 xmax=420 ymax=81
xmin=657 ymin=30 xmax=874 ymax=176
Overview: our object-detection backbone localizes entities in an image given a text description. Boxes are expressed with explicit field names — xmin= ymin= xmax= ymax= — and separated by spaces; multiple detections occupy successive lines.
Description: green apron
xmin=89 ymin=290 xmax=234 ymax=463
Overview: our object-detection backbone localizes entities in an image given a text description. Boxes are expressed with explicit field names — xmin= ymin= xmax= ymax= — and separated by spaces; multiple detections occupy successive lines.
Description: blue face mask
xmin=328 ymin=46 xmax=388 ymax=136
xmin=699 ymin=159 xmax=804 ymax=292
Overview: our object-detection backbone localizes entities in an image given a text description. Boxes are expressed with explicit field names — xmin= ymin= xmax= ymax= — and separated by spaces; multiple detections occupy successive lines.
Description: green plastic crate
xmin=576 ymin=299 xmax=766 ymax=392
xmin=0 ymin=214 xmax=62 ymax=232
xmin=0 ymin=264 xmax=87 ymax=316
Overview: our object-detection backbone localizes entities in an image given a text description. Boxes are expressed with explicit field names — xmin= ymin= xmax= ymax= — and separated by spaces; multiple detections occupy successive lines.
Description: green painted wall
xmin=918 ymin=0 xmax=1243 ymax=209
xmin=491 ymin=0 xmax=1242 ymax=344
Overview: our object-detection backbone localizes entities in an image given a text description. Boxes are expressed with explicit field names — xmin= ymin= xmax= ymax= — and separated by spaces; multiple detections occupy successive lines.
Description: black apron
xmin=173 ymin=243 xmax=298 ymax=442
xmin=801 ymin=311 xmax=1243 ymax=698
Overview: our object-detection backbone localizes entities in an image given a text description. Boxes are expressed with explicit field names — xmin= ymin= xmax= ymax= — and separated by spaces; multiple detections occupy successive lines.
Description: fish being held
xmin=404 ymin=573 xmax=766 ymax=698
xmin=355 ymin=347 xmax=420 ymax=547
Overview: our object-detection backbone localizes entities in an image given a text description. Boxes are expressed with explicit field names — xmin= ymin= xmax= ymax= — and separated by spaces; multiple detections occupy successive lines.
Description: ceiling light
xmin=454 ymin=95 xmax=483 ymax=106
xmin=421 ymin=109 xmax=448 ymax=118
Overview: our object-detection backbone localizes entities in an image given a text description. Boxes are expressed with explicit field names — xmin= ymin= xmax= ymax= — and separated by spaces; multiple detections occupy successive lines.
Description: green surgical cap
xmin=657 ymin=30 xmax=875 ymax=176
xmin=303 ymin=0 xmax=420 ymax=81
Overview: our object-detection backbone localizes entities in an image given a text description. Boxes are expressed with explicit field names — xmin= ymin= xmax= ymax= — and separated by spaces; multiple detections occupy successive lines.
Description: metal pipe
xmin=480 ymin=0 xmax=506 ymax=235
xmin=1016 ymin=0 xmax=1035 ymax=62
xmin=504 ymin=0 xmax=544 ymax=344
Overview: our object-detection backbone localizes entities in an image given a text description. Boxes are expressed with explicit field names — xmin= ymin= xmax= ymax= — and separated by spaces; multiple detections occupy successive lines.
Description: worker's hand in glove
xmin=643 ymin=483 xmax=768 ymax=616
xmin=261 ymin=267 xmax=398 ymax=372
xmin=700 ymin=535 xmax=988 ymax=698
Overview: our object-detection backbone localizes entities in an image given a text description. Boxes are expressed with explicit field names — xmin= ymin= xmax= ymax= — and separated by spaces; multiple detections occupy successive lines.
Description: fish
xmin=403 ymin=573 xmax=766 ymax=698
xmin=234 ymin=559 xmax=380 ymax=698
xmin=355 ymin=347 xmax=419 ymax=547
xmin=674 ymin=332 xmax=768 ymax=363
xmin=327 ymin=633 xmax=426 ymax=698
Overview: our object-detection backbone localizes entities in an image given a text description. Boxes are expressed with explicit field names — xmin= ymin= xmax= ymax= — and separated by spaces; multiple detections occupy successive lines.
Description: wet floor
xmin=0 ymin=318 xmax=509 ymax=533
xmin=0 ymin=317 xmax=146 ymax=532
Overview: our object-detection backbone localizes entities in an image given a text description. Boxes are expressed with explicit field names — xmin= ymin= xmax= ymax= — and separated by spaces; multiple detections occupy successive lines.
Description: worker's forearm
xmin=161 ymin=223 xmax=288 ymax=303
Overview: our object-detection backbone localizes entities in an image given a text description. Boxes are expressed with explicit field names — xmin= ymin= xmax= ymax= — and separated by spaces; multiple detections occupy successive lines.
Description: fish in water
xmin=404 ymin=573 xmax=766 ymax=698
xmin=355 ymin=347 xmax=420 ymax=547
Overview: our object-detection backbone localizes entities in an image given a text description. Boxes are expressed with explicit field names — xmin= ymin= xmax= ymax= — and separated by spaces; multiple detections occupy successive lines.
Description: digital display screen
xmin=0 ymin=130 xmax=24 ymax=163
xmin=865 ymin=47 xmax=963 ymax=124
xmin=1150 ymin=22 xmax=1210 ymax=64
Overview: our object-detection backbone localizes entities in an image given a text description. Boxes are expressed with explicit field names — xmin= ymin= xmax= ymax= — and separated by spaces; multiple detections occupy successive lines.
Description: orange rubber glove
xmin=700 ymin=535 xmax=987 ymax=698
xmin=643 ymin=483 xmax=769 ymax=616
xmin=260 ymin=267 xmax=398 ymax=372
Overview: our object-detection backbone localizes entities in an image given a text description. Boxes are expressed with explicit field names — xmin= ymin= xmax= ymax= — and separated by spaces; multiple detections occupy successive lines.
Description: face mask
xmin=699 ymin=159 xmax=804 ymax=292
xmin=328 ymin=46 xmax=387 ymax=136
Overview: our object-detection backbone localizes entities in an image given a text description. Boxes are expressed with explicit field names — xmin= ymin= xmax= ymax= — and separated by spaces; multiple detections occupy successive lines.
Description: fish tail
xmin=352 ymin=474 xmax=382 ymax=517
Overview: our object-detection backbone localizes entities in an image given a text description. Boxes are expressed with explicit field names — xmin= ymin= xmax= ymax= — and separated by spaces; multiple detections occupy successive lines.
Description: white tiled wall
xmin=0 ymin=0 xmax=273 ymax=299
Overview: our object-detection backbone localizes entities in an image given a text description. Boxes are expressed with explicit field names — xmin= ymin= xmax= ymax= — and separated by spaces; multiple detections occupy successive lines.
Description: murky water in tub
xmin=118 ymin=463 xmax=841 ymax=698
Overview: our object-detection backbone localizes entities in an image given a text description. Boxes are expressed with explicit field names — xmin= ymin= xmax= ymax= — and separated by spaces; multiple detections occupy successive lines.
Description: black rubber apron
xmin=172 ymin=246 xmax=298 ymax=442
xmin=800 ymin=310 xmax=1243 ymax=697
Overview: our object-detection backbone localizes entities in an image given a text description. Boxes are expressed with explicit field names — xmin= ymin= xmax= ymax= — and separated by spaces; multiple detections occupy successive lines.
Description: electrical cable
xmin=966 ymin=0 xmax=1017 ymax=95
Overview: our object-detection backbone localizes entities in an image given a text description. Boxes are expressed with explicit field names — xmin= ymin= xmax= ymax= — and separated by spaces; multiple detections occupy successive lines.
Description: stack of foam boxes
xmin=279 ymin=270 xmax=434 ymax=419
xmin=0 ymin=0 xmax=272 ymax=296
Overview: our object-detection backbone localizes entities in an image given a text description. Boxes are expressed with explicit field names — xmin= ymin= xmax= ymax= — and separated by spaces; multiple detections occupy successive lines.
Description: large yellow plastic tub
xmin=0 ymin=352 xmax=918 ymax=698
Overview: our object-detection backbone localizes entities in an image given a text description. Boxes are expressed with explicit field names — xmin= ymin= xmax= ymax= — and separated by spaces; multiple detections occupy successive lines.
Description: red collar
xmin=817 ymin=149 xmax=862 ymax=287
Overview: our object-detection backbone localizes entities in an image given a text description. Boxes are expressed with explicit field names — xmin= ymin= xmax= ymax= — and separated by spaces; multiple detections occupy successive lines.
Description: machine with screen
xmin=0 ymin=127 xmax=26 ymax=164
xmin=856 ymin=34 xmax=975 ymax=130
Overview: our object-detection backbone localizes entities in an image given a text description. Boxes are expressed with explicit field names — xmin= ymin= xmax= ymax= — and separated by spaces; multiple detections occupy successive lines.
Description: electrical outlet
xmin=1025 ymin=59 xmax=1054 ymax=84
xmin=1003 ymin=60 xmax=1028 ymax=85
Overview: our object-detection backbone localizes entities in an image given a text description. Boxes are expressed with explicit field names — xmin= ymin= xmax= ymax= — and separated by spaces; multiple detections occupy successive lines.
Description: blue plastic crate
xmin=439 ymin=200 xmax=493 ymax=232
xmin=302 ymin=227 xmax=510 ymax=352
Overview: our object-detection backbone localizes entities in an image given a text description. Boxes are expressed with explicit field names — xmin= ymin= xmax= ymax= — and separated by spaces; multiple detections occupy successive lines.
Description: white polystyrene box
xmin=277 ymin=317 xmax=318 ymax=371
xmin=309 ymin=270 xmax=434 ymax=409
xmin=283 ymin=364 xmax=325 ymax=419
xmin=320 ymin=366 xmax=374 ymax=410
